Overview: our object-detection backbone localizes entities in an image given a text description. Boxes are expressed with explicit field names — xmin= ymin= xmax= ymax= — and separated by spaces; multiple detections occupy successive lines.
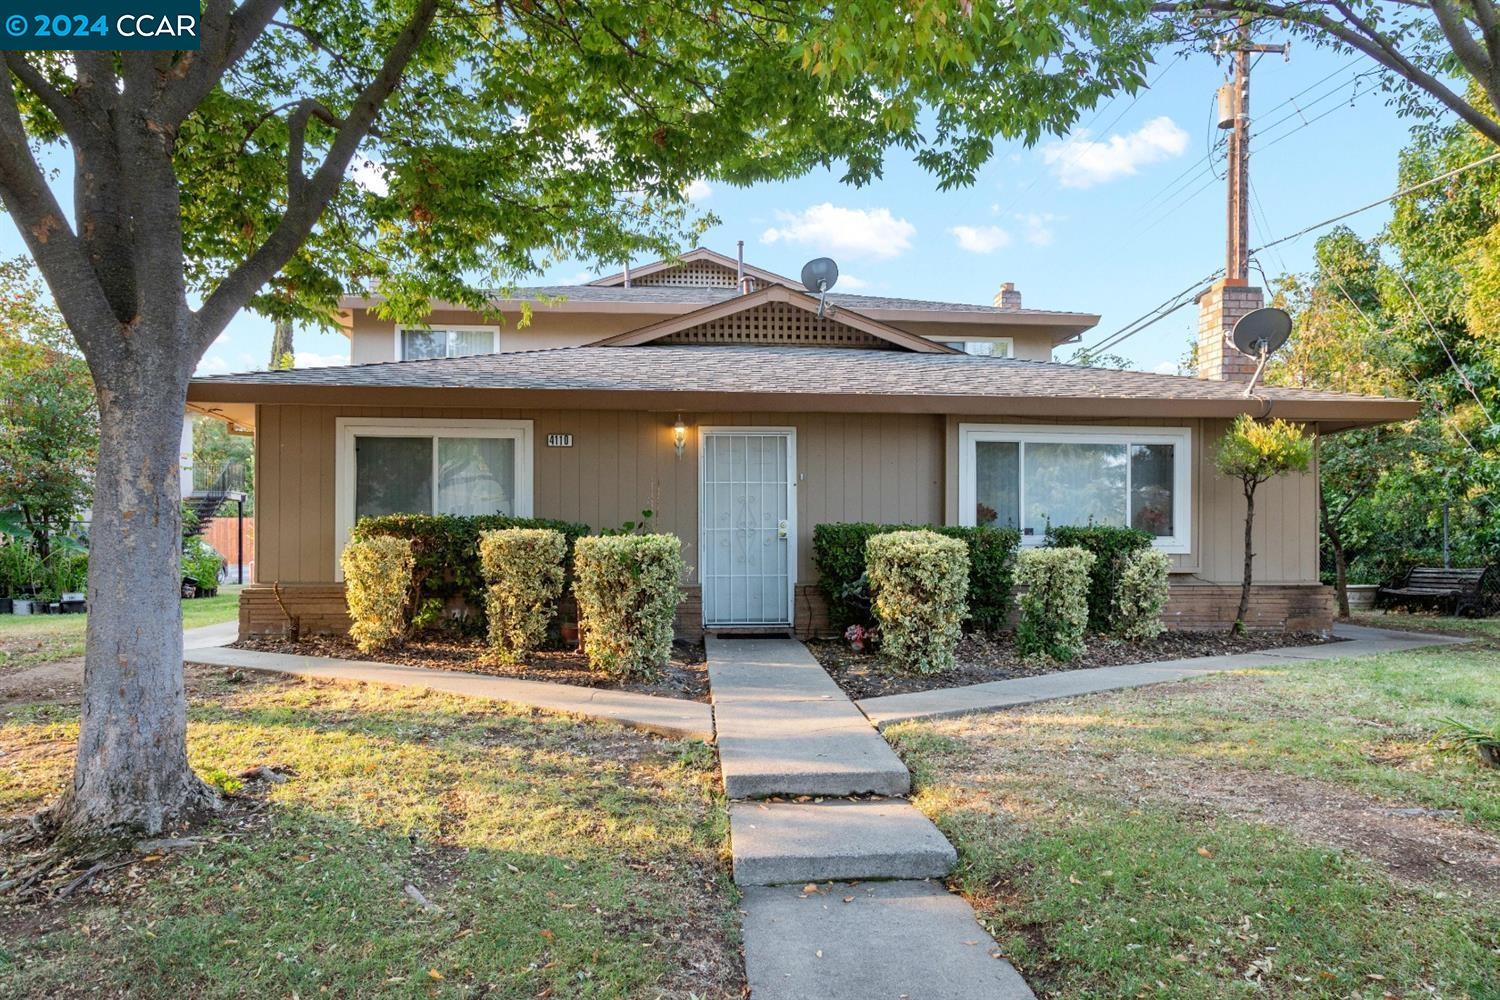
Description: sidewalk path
xmin=706 ymin=636 xmax=1033 ymax=999
xmin=184 ymin=644 xmax=713 ymax=741
xmin=858 ymin=622 xmax=1468 ymax=727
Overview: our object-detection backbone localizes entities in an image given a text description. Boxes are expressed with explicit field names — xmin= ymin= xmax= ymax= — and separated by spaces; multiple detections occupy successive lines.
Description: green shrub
xmin=1046 ymin=524 xmax=1152 ymax=632
xmin=340 ymin=535 xmax=415 ymax=652
xmin=1015 ymin=546 xmax=1095 ymax=661
xmin=0 ymin=538 xmax=42 ymax=595
xmin=813 ymin=522 xmax=1019 ymax=631
xmin=181 ymin=536 xmax=223 ymax=593
xmin=353 ymin=513 xmax=589 ymax=631
xmin=572 ymin=533 xmax=683 ymax=680
xmin=1114 ymin=548 xmax=1171 ymax=641
xmin=866 ymin=530 xmax=969 ymax=675
xmin=477 ymin=528 xmax=566 ymax=661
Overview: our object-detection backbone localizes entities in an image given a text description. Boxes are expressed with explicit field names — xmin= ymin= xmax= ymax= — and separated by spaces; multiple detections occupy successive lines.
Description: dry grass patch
xmin=888 ymin=648 xmax=1500 ymax=998
xmin=0 ymin=669 xmax=740 ymax=999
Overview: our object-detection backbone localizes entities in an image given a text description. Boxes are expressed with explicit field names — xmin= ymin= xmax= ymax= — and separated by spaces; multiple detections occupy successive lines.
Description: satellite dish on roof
xmin=1230 ymin=306 xmax=1292 ymax=398
xmin=1231 ymin=307 xmax=1291 ymax=357
xmin=800 ymin=257 xmax=839 ymax=318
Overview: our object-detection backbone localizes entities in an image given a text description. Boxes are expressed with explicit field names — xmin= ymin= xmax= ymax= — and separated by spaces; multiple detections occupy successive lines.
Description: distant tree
xmin=0 ymin=259 xmax=97 ymax=563
xmin=1215 ymin=415 xmax=1313 ymax=632
xmin=268 ymin=319 xmax=294 ymax=371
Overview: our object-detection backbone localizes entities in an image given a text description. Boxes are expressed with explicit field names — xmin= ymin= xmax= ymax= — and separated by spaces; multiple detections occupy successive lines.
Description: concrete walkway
xmin=706 ymin=636 xmax=1033 ymax=999
xmin=183 ymin=644 xmax=714 ymax=741
xmin=858 ymin=622 xmax=1469 ymax=727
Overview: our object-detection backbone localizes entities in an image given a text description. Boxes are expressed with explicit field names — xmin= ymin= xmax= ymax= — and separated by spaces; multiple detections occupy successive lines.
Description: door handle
xmin=777 ymin=520 xmax=788 ymax=539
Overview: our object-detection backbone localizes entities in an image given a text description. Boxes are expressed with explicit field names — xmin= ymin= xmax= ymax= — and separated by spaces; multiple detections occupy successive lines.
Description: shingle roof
xmin=192 ymin=344 xmax=1408 ymax=414
xmin=358 ymin=283 xmax=1082 ymax=318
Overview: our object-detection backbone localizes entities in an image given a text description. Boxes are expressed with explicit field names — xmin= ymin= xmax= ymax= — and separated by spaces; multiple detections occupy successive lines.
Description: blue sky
xmin=1 ymin=43 xmax=1424 ymax=376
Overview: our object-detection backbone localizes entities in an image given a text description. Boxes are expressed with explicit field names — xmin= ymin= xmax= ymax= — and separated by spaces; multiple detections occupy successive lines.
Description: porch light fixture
xmin=673 ymin=415 xmax=687 ymax=458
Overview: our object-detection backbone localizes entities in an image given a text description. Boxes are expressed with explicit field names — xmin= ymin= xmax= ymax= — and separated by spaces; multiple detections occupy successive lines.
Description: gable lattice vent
xmin=635 ymin=260 xmax=756 ymax=288
xmin=655 ymin=301 xmax=897 ymax=349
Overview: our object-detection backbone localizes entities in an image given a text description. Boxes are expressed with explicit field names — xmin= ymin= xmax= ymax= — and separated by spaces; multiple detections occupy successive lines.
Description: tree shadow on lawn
xmin=0 ymin=678 xmax=741 ymax=1000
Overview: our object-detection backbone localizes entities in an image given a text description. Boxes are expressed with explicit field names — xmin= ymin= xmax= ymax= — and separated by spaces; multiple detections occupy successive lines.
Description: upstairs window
xmin=957 ymin=423 xmax=1191 ymax=553
xmin=939 ymin=338 xmax=1014 ymax=357
xmin=397 ymin=326 xmax=498 ymax=361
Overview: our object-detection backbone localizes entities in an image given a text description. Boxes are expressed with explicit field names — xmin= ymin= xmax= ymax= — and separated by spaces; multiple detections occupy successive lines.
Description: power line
xmin=1076 ymin=147 xmax=1500 ymax=364
xmin=1252 ymin=148 xmax=1500 ymax=257
xmin=1393 ymin=270 xmax=1498 ymax=428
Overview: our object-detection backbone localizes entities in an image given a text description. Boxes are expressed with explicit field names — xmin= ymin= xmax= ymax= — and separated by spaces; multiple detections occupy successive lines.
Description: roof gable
xmin=586 ymin=285 xmax=956 ymax=353
xmin=589 ymin=247 xmax=796 ymax=290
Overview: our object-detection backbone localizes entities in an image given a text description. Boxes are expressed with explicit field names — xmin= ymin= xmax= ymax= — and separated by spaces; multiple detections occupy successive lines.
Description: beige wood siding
xmin=253 ymin=405 xmax=944 ymax=585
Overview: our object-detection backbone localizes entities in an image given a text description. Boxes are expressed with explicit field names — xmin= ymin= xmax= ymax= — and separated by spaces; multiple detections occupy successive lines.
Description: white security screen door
xmin=700 ymin=428 xmax=796 ymax=627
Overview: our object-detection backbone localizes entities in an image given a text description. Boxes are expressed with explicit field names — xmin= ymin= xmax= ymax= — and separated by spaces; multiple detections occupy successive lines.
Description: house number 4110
xmin=546 ymin=433 xmax=573 ymax=447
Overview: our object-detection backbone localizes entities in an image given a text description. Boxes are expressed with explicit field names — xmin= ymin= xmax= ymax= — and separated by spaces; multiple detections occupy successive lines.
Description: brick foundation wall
xmin=239 ymin=583 xmax=352 ymax=637
xmin=1164 ymin=581 xmax=1334 ymax=633
xmin=238 ymin=578 xmax=1335 ymax=642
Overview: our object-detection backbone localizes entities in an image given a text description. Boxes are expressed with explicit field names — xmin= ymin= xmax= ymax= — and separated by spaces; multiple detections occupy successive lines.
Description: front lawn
xmin=0 ymin=669 xmax=740 ymax=998
xmin=0 ymin=588 xmax=243 ymax=670
xmin=1351 ymin=610 xmax=1500 ymax=643
xmin=888 ymin=646 xmax=1500 ymax=998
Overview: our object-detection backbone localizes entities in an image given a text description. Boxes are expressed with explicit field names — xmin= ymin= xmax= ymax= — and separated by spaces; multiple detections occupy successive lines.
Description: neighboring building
xmin=187 ymin=248 xmax=1416 ymax=639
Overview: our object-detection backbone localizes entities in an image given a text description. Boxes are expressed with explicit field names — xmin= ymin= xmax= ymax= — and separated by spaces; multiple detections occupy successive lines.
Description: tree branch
xmin=1154 ymin=2 xmax=1500 ymax=146
xmin=2 ymin=54 xmax=94 ymax=142
xmin=1428 ymin=1 xmax=1492 ymax=76
xmin=157 ymin=0 xmax=285 ymax=128
xmin=0 ymin=69 xmax=122 ymax=361
xmin=193 ymin=0 xmax=440 ymax=344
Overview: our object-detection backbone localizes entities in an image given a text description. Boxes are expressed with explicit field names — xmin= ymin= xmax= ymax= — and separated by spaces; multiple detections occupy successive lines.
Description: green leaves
xmin=1215 ymin=416 xmax=1313 ymax=487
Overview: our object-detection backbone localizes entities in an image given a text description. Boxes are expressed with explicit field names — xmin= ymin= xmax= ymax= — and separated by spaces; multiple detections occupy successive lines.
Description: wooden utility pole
xmin=1219 ymin=23 xmax=1287 ymax=283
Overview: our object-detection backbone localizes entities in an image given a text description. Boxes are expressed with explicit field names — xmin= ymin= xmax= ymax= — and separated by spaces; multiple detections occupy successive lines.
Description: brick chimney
xmin=993 ymin=282 xmax=1022 ymax=309
xmin=1195 ymin=279 xmax=1262 ymax=381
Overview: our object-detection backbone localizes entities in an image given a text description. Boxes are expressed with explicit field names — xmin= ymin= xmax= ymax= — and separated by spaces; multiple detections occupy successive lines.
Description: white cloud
xmin=294 ymin=350 xmax=347 ymax=368
xmin=196 ymin=355 xmax=230 ymax=375
xmin=761 ymin=203 xmax=915 ymax=259
xmin=350 ymin=155 xmax=389 ymax=196
xmin=1015 ymin=212 xmax=1057 ymax=247
xmin=1152 ymin=360 xmax=1180 ymax=375
xmin=837 ymin=273 xmax=871 ymax=290
xmin=685 ymin=178 xmax=712 ymax=202
xmin=1042 ymin=116 xmax=1189 ymax=188
xmin=949 ymin=224 xmax=1012 ymax=254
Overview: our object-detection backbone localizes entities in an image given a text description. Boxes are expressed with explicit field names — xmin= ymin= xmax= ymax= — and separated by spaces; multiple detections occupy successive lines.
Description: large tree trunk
xmin=52 ymin=353 xmax=216 ymax=841
xmin=1234 ymin=482 xmax=1256 ymax=633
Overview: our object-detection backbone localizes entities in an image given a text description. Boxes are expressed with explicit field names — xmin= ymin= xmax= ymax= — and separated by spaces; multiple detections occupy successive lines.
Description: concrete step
xmin=741 ymin=879 xmax=1034 ymax=999
xmin=730 ymin=799 xmax=956 ymax=886
xmin=707 ymin=636 xmax=910 ymax=799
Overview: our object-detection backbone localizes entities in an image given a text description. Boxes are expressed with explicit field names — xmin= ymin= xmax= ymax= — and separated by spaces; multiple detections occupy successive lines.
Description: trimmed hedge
xmin=340 ymin=535 xmax=415 ymax=652
xmin=867 ymin=530 xmax=969 ymax=675
xmin=572 ymin=533 xmax=683 ymax=680
xmin=352 ymin=513 xmax=589 ymax=631
xmin=1046 ymin=524 xmax=1153 ymax=633
xmin=1015 ymin=546 xmax=1094 ymax=662
xmin=1115 ymin=547 xmax=1171 ymax=641
xmin=478 ymin=528 xmax=567 ymax=661
xmin=813 ymin=522 xmax=1020 ymax=631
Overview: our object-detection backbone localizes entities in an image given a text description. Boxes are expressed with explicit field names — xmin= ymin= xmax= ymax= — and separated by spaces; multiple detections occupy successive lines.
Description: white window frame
xmin=334 ymin=417 xmax=534 ymax=578
xmin=957 ymin=423 xmax=1192 ymax=554
xmin=394 ymin=324 xmax=500 ymax=361
xmin=938 ymin=337 xmax=1014 ymax=358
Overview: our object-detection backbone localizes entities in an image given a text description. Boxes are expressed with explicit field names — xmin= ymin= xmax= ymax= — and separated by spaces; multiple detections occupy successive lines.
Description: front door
xmin=699 ymin=428 xmax=796 ymax=627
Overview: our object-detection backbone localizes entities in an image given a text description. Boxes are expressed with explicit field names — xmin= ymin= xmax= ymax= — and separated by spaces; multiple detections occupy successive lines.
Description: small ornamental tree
xmin=1215 ymin=416 xmax=1314 ymax=633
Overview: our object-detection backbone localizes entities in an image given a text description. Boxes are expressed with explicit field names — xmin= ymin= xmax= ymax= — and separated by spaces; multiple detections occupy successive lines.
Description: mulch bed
xmin=807 ymin=629 xmax=1339 ymax=701
xmin=229 ymin=635 xmax=709 ymax=702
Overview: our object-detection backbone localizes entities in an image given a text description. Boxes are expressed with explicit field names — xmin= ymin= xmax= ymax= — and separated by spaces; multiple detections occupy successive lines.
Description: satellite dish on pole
xmin=1230 ymin=306 xmax=1292 ymax=397
xmin=800 ymin=257 xmax=839 ymax=317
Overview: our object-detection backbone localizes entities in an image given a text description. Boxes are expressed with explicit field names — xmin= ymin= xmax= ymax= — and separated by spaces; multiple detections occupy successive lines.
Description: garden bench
xmin=1375 ymin=566 xmax=1499 ymax=617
